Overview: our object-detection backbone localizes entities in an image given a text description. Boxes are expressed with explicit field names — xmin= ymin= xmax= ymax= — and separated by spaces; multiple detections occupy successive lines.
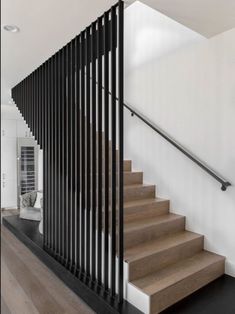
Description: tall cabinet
xmin=1 ymin=110 xmax=34 ymax=209
xmin=1 ymin=119 xmax=17 ymax=208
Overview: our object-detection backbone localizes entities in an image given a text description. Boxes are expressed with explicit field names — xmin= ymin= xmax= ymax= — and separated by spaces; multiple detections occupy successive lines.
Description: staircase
xmin=122 ymin=159 xmax=225 ymax=313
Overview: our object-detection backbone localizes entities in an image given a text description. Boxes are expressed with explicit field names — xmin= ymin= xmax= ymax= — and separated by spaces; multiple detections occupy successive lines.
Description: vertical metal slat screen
xmin=11 ymin=0 xmax=124 ymax=304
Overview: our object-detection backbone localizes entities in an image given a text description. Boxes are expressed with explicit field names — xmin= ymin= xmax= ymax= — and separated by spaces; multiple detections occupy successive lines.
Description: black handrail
xmin=90 ymin=78 xmax=231 ymax=191
xmin=123 ymin=101 xmax=231 ymax=191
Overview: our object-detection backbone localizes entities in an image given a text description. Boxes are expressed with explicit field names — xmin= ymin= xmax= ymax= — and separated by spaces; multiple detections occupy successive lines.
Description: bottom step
xmin=130 ymin=251 xmax=225 ymax=314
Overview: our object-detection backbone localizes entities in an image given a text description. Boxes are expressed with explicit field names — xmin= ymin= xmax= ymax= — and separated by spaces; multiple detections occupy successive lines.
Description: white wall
xmin=124 ymin=2 xmax=235 ymax=276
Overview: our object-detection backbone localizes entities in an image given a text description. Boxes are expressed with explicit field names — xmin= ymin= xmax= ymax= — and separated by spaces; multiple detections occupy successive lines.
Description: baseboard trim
xmin=225 ymin=261 xmax=235 ymax=278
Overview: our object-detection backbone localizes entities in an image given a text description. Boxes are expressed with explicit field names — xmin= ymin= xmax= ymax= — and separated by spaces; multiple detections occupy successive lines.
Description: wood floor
xmin=1 ymin=225 xmax=94 ymax=314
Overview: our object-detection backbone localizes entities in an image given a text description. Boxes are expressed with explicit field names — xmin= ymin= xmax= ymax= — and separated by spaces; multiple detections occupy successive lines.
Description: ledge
xmin=3 ymin=215 xmax=142 ymax=314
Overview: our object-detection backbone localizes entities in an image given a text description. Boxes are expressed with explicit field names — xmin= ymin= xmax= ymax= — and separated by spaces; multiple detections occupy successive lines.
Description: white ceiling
xmin=1 ymin=0 xmax=235 ymax=105
xmin=142 ymin=0 xmax=235 ymax=38
xmin=125 ymin=1 xmax=205 ymax=70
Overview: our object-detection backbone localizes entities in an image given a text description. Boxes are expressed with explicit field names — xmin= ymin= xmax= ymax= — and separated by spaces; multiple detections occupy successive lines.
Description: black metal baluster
xmin=80 ymin=31 xmax=85 ymax=273
xmin=28 ymin=76 xmax=30 ymax=126
xmin=118 ymin=0 xmax=124 ymax=302
xmin=33 ymin=74 xmax=35 ymax=139
xmin=26 ymin=78 xmax=28 ymax=124
xmin=32 ymin=73 xmax=34 ymax=133
xmin=54 ymin=53 xmax=58 ymax=256
xmin=25 ymin=77 xmax=28 ymax=131
xmin=62 ymin=46 xmax=67 ymax=262
xmin=21 ymin=81 xmax=23 ymax=117
xmin=104 ymin=10 xmax=110 ymax=291
xmin=67 ymin=42 xmax=72 ymax=268
xmin=35 ymin=70 xmax=38 ymax=140
xmin=33 ymin=72 xmax=36 ymax=139
xmin=41 ymin=65 xmax=44 ymax=150
xmin=16 ymin=86 xmax=18 ymax=106
xmin=43 ymin=61 xmax=48 ymax=248
xmin=70 ymin=38 xmax=76 ymax=273
xmin=65 ymin=44 xmax=70 ymax=267
xmin=111 ymin=5 xmax=117 ymax=297
xmin=38 ymin=68 xmax=41 ymax=145
xmin=39 ymin=67 xmax=42 ymax=143
xmin=32 ymin=72 xmax=35 ymax=138
xmin=76 ymin=35 xmax=81 ymax=274
xmin=36 ymin=69 xmax=38 ymax=141
xmin=25 ymin=77 xmax=27 ymax=128
xmin=46 ymin=59 xmax=51 ymax=249
xmin=46 ymin=60 xmax=50 ymax=249
xmin=23 ymin=79 xmax=26 ymax=127
xmin=71 ymin=39 xmax=76 ymax=270
xmin=27 ymin=77 xmax=29 ymax=129
xmin=22 ymin=80 xmax=25 ymax=119
xmin=23 ymin=79 xmax=25 ymax=118
xmin=21 ymin=82 xmax=23 ymax=118
xmin=36 ymin=69 xmax=39 ymax=143
xmin=32 ymin=73 xmax=34 ymax=134
xmin=97 ymin=16 xmax=103 ymax=285
xmin=58 ymin=50 xmax=62 ymax=260
xmin=51 ymin=56 xmax=55 ymax=254
xmin=28 ymin=74 xmax=32 ymax=131
xmin=46 ymin=59 xmax=51 ymax=248
xmin=19 ymin=85 xmax=20 ymax=109
xmin=41 ymin=65 xmax=44 ymax=148
xmin=49 ymin=62 xmax=53 ymax=251
xmin=20 ymin=83 xmax=22 ymax=113
xmin=86 ymin=26 xmax=91 ymax=276
xmin=91 ymin=22 xmax=97 ymax=281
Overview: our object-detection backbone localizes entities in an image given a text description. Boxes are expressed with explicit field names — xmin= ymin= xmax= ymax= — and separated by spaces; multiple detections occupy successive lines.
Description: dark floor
xmin=3 ymin=215 xmax=235 ymax=314
xmin=163 ymin=273 xmax=235 ymax=314
xmin=3 ymin=214 xmax=43 ymax=247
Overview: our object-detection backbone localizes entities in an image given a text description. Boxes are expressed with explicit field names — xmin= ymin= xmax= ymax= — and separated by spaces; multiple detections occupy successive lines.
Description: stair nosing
xmin=124 ymin=183 xmax=155 ymax=189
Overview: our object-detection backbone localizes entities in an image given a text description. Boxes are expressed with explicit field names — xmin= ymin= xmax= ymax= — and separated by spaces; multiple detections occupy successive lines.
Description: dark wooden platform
xmin=2 ymin=215 xmax=142 ymax=314
xmin=163 ymin=273 xmax=235 ymax=314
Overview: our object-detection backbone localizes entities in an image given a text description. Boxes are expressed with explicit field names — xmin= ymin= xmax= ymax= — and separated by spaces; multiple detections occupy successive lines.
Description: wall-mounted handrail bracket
xmin=221 ymin=182 xmax=231 ymax=191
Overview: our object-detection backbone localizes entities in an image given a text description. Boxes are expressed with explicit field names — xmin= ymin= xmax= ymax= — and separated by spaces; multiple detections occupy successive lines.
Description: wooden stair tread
xmin=124 ymin=213 xmax=184 ymax=232
xmin=124 ymin=231 xmax=203 ymax=262
xmin=131 ymin=251 xmax=225 ymax=296
xmin=102 ymin=198 xmax=168 ymax=212
xmin=124 ymin=198 xmax=167 ymax=208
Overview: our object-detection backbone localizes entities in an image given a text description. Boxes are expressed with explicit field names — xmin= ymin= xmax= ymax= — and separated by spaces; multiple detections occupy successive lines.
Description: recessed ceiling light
xmin=2 ymin=25 xmax=20 ymax=33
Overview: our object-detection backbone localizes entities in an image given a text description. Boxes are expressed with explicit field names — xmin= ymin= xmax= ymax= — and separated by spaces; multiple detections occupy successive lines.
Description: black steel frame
xmin=11 ymin=0 xmax=124 ymax=305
